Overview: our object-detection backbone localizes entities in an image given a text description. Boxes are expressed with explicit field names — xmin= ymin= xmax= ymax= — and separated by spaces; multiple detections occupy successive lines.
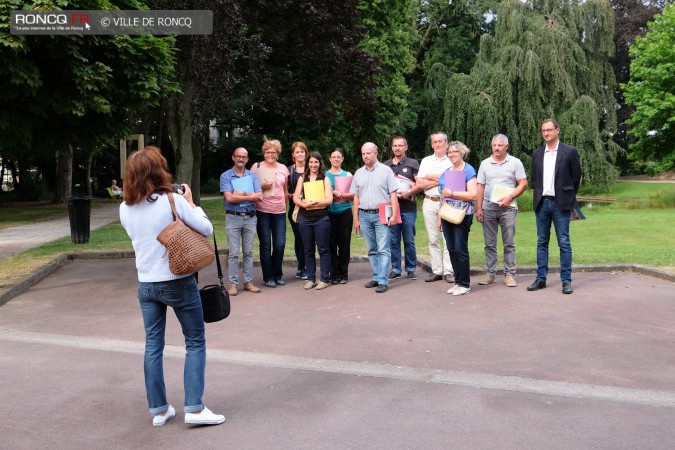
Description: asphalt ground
xmin=1 ymin=255 xmax=674 ymax=449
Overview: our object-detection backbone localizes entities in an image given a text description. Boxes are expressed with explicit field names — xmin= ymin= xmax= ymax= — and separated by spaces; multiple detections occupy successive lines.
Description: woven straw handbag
xmin=439 ymin=201 xmax=467 ymax=224
xmin=157 ymin=193 xmax=215 ymax=275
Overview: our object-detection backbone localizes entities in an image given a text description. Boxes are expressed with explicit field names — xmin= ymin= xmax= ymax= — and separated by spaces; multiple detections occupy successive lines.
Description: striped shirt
xmin=350 ymin=162 xmax=399 ymax=210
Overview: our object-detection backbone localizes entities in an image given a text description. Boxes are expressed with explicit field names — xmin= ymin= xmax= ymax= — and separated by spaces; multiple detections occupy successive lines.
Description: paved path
xmin=1 ymin=258 xmax=674 ymax=449
xmin=0 ymin=196 xmax=222 ymax=260
xmin=0 ymin=202 xmax=121 ymax=260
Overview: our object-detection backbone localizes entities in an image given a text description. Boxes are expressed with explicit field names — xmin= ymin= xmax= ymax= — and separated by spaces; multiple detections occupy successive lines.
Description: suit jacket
xmin=531 ymin=141 xmax=582 ymax=211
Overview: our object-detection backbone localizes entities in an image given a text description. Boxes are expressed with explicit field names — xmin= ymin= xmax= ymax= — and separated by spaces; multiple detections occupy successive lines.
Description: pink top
xmin=251 ymin=162 xmax=290 ymax=214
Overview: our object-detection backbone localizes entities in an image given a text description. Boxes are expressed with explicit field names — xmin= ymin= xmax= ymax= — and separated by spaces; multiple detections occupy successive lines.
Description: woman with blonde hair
xmin=437 ymin=141 xmax=477 ymax=296
xmin=119 ymin=146 xmax=225 ymax=427
xmin=251 ymin=138 xmax=290 ymax=288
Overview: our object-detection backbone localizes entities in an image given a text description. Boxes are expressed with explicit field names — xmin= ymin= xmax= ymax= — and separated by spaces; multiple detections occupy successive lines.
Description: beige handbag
xmin=439 ymin=201 xmax=467 ymax=224
xmin=157 ymin=193 xmax=215 ymax=275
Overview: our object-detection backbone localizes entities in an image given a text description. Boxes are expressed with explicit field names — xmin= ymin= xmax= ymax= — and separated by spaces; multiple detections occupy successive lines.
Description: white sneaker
xmin=152 ymin=405 xmax=175 ymax=427
xmin=184 ymin=406 xmax=226 ymax=425
xmin=452 ymin=286 xmax=471 ymax=296
xmin=446 ymin=285 xmax=457 ymax=294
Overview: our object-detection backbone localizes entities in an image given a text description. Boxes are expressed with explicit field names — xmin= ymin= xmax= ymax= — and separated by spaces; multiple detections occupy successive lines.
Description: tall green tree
xmin=225 ymin=0 xmax=379 ymax=164
xmin=356 ymin=0 xmax=417 ymax=149
xmin=610 ymin=0 xmax=666 ymax=172
xmin=621 ymin=3 xmax=675 ymax=173
xmin=428 ymin=0 xmax=621 ymax=190
xmin=0 ymin=0 xmax=175 ymax=202
xmin=153 ymin=0 xmax=268 ymax=200
xmin=406 ymin=0 xmax=492 ymax=156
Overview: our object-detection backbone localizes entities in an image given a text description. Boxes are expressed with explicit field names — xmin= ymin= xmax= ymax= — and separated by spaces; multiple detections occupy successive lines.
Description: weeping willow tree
xmin=428 ymin=0 xmax=621 ymax=189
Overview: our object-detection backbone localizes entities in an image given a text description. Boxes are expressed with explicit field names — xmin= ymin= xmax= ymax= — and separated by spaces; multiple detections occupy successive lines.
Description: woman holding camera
xmin=119 ymin=146 xmax=225 ymax=428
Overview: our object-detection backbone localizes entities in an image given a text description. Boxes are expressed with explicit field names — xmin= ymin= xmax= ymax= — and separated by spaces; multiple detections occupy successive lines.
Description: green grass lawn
xmin=0 ymin=200 xmax=122 ymax=230
xmin=579 ymin=181 xmax=675 ymax=200
xmin=31 ymin=199 xmax=672 ymax=268
xmin=1 ymin=196 xmax=673 ymax=292
xmin=0 ymin=203 xmax=69 ymax=230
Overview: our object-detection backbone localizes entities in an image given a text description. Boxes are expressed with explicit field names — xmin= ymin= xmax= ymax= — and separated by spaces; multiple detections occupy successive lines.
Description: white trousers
xmin=422 ymin=198 xmax=453 ymax=276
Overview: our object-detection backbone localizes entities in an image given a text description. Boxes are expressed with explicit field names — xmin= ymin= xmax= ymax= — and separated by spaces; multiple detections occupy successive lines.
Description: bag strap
xmin=212 ymin=233 xmax=224 ymax=287
xmin=195 ymin=233 xmax=223 ymax=288
xmin=167 ymin=192 xmax=179 ymax=221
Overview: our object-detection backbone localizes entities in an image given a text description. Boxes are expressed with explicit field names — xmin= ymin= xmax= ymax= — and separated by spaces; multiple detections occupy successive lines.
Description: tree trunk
xmin=191 ymin=133 xmax=201 ymax=206
xmin=85 ymin=151 xmax=94 ymax=196
xmin=54 ymin=145 xmax=73 ymax=203
xmin=167 ymin=79 xmax=195 ymax=186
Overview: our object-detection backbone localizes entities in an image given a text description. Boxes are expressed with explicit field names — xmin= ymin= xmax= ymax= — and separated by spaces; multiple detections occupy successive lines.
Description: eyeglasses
xmin=264 ymin=151 xmax=278 ymax=155
xmin=541 ymin=128 xmax=557 ymax=133
xmin=234 ymin=155 xmax=248 ymax=159
xmin=447 ymin=150 xmax=460 ymax=155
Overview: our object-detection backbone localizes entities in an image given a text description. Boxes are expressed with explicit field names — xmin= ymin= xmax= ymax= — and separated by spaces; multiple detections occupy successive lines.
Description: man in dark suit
xmin=527 ymin=119 xmax=582 ymax=294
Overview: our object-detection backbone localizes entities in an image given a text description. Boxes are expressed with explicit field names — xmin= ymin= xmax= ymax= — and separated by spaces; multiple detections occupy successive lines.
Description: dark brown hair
xmin=541 ymin=118 xmax=559 ymax=128
xmin=303 ymin=151 xmax=326 ymax=181
xmin=123 ymin=146 xmax=174 ymax=205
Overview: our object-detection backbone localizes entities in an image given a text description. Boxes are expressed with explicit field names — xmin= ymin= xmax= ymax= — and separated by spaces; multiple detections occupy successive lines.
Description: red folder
xmin=378 ymin=202 xmax=402 ymax=225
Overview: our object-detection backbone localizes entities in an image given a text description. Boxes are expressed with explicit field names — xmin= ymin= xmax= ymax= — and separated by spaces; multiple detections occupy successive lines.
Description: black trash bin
xmin=66 ymin=196 xmax=93 ymax=244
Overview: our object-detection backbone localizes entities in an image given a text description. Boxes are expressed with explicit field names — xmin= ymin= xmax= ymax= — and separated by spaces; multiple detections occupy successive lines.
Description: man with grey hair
xmin=475 ymin=134 xmax=528 ymax=287
xmin=351 ymin=142 xmax=400 ymax=293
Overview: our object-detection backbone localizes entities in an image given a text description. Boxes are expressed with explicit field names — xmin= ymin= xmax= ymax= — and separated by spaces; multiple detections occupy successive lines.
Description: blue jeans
xmin=256 ymin=211 xmax=286 ymax=282
xmin=299 ymin=215 xmax=331 ymax=283
xmin=535 ymin=197 xmax=572 ymax=282
xmin=138 ymin=276 xmax=205 ymax=415
xmin=359 ymin=211 xmax=391 ymax=286
xmin=441 ymin=214 xmax=473 ymax=288
xmin=389 ymin=211 xmax=417 ymax=274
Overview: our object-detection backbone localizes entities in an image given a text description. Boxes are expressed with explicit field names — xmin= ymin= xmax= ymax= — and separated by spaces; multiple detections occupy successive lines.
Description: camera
xmin=172 ymin=183 xmax=185 ymax=194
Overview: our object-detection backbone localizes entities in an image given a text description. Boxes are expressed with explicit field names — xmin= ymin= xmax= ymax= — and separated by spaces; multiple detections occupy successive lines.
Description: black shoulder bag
xmin=198 ymin=234 xmax=231 ymax=323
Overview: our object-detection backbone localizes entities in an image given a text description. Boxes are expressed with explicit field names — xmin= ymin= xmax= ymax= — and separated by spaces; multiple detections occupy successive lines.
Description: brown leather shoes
xmin=425 ymin=273 xmax=442 ymax=282
xmin=228 ymin=285 xmax=238 ymax=297
xmin=244 ymin=283 xmax=261 ymax=293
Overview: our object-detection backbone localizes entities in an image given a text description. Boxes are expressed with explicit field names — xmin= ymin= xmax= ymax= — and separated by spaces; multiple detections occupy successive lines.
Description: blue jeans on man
xmin=138 ymin=276 xmax=205 ymax=414
xmin=256 ymin=211 xmax=286 ymax=283
xmin=359 ymin=211 xmax=391 ymax=286
xmin=535 ymin=197 xmax=572 ymax=282
xmin=389 ymin=211 xmax=417 ymax=275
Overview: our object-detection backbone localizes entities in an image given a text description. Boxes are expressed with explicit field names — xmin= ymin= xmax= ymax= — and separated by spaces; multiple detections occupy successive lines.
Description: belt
xmin=359 ymin=209 xmax=379 ymax=214
xmin=424 ymin=195 xmax=440 ymax=202
xmin=226 ymin=210 xmax=256 ymax=217
xmin=542 ymin=196 xmax=555 ymax=200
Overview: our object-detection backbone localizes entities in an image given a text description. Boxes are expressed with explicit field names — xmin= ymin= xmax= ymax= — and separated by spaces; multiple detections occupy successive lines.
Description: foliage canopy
xmin=428 ymin=0 xmax=621 ymax=189
xmin=621 ymin=3 xmax=675 ymax=173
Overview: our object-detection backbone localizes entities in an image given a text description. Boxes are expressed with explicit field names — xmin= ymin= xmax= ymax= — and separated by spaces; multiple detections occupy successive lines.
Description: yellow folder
xmin=303 ymin=180 xmax=325 ymax=210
